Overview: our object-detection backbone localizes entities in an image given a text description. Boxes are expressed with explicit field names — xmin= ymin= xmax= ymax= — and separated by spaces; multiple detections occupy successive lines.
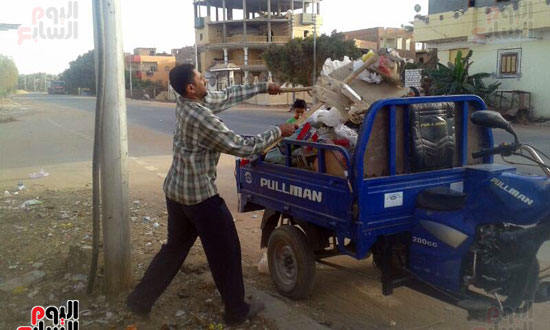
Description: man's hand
xmin=278 ymin=123 xmax=297 ymax=137
xmin=267 ymin=83 xmax=282 ymax=95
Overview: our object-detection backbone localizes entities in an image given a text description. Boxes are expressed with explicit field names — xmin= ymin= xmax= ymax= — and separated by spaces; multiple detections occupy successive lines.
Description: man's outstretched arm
xmin=204 ymin=83 xmax=281 ymax=113
xmin=198 ymin=110 xmax=295 ymax=157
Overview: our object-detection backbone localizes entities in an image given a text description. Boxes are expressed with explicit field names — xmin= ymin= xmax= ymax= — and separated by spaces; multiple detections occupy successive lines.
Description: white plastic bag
xmin=29 ymin=168 xmax=50 ymax=179
xmin=317 ymin=107 xmax=344 ymax=127
xmin=353 ymin=60 xmax=383 ymax=84
xmin=321 ymin=56 xmax=352 ymax=76
xmin=307 ymin=109 xmax=326 ymax=125
xmin=335 ymin=124 xmax=358 ymax=146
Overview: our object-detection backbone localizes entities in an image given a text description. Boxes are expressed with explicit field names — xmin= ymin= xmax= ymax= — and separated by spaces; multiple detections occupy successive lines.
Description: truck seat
xmin=409 ymin=102 xmax=456 ymax=172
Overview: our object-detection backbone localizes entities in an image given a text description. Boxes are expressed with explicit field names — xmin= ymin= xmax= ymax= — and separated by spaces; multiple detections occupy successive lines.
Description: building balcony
xmin=210 ymin=59 xmax=268 ymax=72
xmin=206 ymin=17 xmax=290 ymax=25
xmin=212 ymin=59 xmax=266 ymax=66
xmin=414 ymin=1 xmax=550 ymax=43
xmin=207 ymin=35 xmax=290 ymax=45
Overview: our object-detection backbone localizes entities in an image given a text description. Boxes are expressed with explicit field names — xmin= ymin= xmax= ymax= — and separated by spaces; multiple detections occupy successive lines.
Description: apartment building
xmin=193 ymin=0 xmax=322 ymax=90
xmin=343 ymin=27 xmax=416 ymax=59
xmin=125 ymin=48 xmax=177 ymax=89
xmin=414 ymin=0 xmax=550 ymax=117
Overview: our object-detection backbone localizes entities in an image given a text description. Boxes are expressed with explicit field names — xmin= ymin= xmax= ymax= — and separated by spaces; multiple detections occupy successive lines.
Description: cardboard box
xmin=313 ymin=149 xmax=347 ymax=177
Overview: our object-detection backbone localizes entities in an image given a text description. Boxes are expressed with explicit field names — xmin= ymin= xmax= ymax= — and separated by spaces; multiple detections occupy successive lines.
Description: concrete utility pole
xmin=312 ymin=13 xmax=317 ymax=85
xmin=129 ymin=57 xmax=133 ymax=98
xmin=195 ymin=44 xmax=199 ymax=70
xmin=92 ymin=0 xmax=132 ymax=293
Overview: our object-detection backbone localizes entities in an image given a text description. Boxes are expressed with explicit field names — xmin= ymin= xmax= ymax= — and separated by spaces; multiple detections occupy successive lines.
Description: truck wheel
xmin=267 ymin=225 xmax=316 ymax=300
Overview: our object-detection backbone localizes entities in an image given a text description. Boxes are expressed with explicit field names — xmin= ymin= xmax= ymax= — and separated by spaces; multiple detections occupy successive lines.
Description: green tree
xmin=61 ymin=50 xmax=96 ymax=94
xmin=262 ymin=31 xmax=361 ymax=86
xmin=0 ymin=55 xmax=19 ymax=97
xmin=124 ymin=70 xmax=140 ymax=90
xmin=423 ymin=50 xmax=500 ymax=101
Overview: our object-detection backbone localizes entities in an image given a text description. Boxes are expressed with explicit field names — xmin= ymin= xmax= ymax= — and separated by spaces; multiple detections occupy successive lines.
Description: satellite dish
xmin=414 ymin=4 xmax=422 ymax=13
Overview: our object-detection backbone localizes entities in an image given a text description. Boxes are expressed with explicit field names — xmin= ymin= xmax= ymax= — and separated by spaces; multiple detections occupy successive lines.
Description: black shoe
xmin=225 ymin=302 xmax=265 ymax=326
xmin=126 ymin=299 xmax=151 ymax=319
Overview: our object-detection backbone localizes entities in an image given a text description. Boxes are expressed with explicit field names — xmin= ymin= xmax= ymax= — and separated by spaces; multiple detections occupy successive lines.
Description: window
xmin=497 ymin=48 xmax=521 ymax=78
xmin=406 ymin=39 xmax=411 ymax=51
xmin=144 ymin=62 xmax=158 ymax=72
xmin=468 ymin=0 xmax=476 ymax=7
xmin=501 ymin=54 xmax=517 ymax=74
xmin=304 ymin=30 xmax=309 ymax=38
xmin=200 ymin=33 xmax=203 ymax=41
xmin=397 ymin=37 xmax=403 ymax=50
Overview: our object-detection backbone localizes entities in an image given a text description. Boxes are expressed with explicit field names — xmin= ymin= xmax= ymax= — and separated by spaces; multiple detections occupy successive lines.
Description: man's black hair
xmin=293 ymin=99 xmax=306 ymax=109
xmin=169 ymin=64 xmax=196 ymax=96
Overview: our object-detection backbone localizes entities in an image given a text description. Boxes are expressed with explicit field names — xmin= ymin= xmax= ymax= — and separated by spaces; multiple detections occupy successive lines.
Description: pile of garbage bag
xmin=265 ymin=48 xmax=409 ymax=176
xmin=265 ymin=105 xmax=359 ymax=176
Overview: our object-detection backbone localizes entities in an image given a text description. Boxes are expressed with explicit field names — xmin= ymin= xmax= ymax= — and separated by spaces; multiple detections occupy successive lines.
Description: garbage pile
xmin=265 ymin=105 xmax=359 ymax=176
xmin=265 ymin=49 xmax=409 ymax=176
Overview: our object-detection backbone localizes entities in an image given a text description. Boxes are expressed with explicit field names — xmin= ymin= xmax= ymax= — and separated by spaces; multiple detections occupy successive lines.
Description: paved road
xmin=10 ymin=93 xmax=548 ymax=174
xmin=20 ymin=94 xmax=290 ymax=136
xmin=1 ymin=94 xmax=291 ymax=169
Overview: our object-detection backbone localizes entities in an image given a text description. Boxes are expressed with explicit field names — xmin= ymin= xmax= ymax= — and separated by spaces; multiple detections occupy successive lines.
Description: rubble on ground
xmin=0 ymin=187 xmax=276 ymax=330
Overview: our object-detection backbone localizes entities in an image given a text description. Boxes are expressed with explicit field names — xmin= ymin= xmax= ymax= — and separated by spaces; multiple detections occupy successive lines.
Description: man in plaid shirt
xmin=127 ymin=64 xmax=296 ymax=325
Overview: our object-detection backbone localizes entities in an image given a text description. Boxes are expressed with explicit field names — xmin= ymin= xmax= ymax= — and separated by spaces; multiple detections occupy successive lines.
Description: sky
xmin=0 ymin=0 xmax=428 ymax=75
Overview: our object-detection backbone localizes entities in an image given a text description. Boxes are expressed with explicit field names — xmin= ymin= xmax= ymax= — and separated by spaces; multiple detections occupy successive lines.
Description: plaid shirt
xmin=163 ymin=83 xmax=281 ymax=205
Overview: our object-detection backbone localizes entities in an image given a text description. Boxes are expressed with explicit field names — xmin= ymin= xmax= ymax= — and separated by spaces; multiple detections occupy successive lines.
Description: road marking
xmin=47 ymin=118 xmax=93 ymax=141
xmin=128 ymin=157 xmax=166 ymax=180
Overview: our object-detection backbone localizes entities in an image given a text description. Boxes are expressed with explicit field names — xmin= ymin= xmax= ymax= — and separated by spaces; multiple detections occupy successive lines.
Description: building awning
xmin=208 ymin=63 xmax=242 ymax=72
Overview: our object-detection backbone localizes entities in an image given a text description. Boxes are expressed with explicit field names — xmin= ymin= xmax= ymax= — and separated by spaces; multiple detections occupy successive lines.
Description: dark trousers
xmin=127 ymin=195 xmax=249 ymax=320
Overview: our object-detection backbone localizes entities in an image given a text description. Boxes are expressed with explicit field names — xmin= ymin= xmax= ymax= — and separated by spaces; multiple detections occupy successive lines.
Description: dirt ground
xmin=0 ymin=186 xmax=276 ymax=330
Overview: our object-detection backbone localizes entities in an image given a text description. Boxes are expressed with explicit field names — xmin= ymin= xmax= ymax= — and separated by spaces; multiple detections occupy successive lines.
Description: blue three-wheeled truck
xmin=235 ymin=95 xmax=550 ymax=319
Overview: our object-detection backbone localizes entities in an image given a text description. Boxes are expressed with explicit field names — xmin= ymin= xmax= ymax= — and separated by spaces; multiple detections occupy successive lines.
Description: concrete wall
xmin=248 ymin=49 xmax=264 ymax=61
xmin=204 ymin=50 xmax=224 ymax=68
xmin=229 ymin=49 xmax=244 ymax=64
xmin=417 ymin=0 xmax=550 ymax=43
xmin=428 ymin=0 xmax=520 ymax=15
xmin=245 ymin=91 xmax=312 ymax=106
xmin=291 ymin=13 xmax=321 ymax=39
xmin=428 ymin=30 xmax=550 ymax=117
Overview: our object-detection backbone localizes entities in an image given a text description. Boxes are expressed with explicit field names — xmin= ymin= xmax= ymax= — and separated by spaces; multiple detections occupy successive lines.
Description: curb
xmin=192 ymin=271 xmax=330 ymax=329
xmin=246 ymin=285 xmax=331 ymax=330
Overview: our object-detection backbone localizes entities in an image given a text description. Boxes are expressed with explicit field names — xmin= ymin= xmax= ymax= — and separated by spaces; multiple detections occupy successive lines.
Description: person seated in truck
xmin=287 ymin=99 xmax=306 ymax=124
